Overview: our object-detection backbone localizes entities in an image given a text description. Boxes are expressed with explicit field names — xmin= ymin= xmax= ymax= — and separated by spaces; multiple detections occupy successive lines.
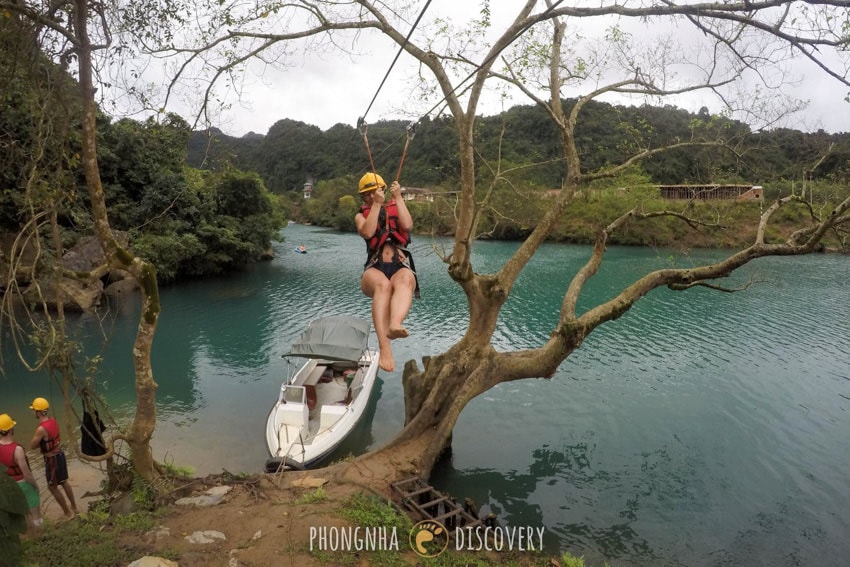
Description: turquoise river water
xmin=2 ymin=222 xmax=849 ymax=566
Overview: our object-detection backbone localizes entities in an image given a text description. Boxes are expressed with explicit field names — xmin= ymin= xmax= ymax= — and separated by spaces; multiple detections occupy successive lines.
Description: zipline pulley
xmin=357 ymin=117 xmax=418 ymax=184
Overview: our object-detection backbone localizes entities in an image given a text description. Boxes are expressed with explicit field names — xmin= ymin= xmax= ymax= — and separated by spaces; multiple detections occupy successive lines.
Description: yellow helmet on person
xmin=358 ymin=172 xmax=386 ymax=193
xmin=29 ymin=397 xmax=49 ymax=411
xmin=0 ymin=413 xmax=16 ymax=432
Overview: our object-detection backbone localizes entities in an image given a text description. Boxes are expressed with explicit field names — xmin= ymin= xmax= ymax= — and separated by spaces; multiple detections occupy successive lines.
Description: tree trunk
xmin=73 ymin=0 xmax=161 ymax=483
xmin=331 ymin=291 xmax=510 ymax=488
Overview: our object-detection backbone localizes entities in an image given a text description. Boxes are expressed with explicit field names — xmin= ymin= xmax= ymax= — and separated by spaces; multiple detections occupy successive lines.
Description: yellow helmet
xmin=0 ymin=413 xmax=16 ymax=432
xmin=358 ymin=172 xmax=386 ymax=193
xmin=29 ymin=397 xmax=49 ymax=411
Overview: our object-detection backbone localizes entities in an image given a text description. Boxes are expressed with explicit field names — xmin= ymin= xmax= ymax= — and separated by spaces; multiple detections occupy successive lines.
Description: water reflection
xmin=432 ymin=442 xmax=666 ymax=564
xmin=2 ymin=224 xmax=849 ymax=566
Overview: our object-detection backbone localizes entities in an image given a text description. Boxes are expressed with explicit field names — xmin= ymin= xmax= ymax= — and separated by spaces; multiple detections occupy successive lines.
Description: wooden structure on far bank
xmin=400 ymin=184 xmax=764 ymax=203
xmin=658 ymin=184 xmax=763 ymax=201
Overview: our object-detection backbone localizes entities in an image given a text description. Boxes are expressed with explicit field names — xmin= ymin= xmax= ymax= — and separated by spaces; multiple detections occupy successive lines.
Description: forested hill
xmin=189 ymin=101 xmax=850 ymax=195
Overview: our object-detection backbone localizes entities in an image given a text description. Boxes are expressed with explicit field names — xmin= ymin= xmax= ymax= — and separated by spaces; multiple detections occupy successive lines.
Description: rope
xmin=394 ymin=121 xmax=417 ymax=183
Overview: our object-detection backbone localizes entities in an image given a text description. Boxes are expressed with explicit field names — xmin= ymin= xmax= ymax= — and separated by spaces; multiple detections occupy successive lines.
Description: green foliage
xmin=408 ymin=197 xmax=455 ymax=236
xmin=0 ymin=14 xmax=82 ymax=232
xmin=131 ymin=475 xmax=156 ymax=509
xmin=561 ymin=553 xmax=586 ymax=567
xmin=103 ymin=127 xmax=286 ymax=282
xmin=160 ymin=462 xmax=195 ymax=478
xmin=301 ymin=174 xmax=360 ymax=226
xmin=0 ymin=471 xmax=28 ymax=567
xmin=187 ymin=101 xmax=850 ymax=208
xmin=294 ymin=486 xmax=327 ymax=505
xmin=131 ymin=231 xmax=205 ymax=282
xmin=336 ymin=194 xmax=360 ymax=232
xmin=22 ymin=511 xmax=157 ymax=567
xmin=559 ymin=551 xmax=611 ymax=567
xmin=1 ymin=52 xmax=285 ymax=283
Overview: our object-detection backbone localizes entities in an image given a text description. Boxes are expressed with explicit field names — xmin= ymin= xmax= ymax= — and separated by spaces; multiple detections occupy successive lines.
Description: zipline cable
xmin=358 ymin=0 xmax=434 ymax=124
xmin=359 ymin=0 xmax=565 ymax=182
xmin=357 ymin=1 xmax=433 ymax=183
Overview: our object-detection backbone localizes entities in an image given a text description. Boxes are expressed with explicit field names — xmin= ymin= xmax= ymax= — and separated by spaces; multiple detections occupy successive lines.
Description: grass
xmin=16 ymin=494 xmax=613 ymax=567
xmin=295 ymin=485 xmax=328 ymax=505
xmin=339 ymin=492 xmax=413 ymax=532
xmin=21 ymin=506 xmax=163 ymax=567
xmin=16 ymin=476 xmax=613 ymax=567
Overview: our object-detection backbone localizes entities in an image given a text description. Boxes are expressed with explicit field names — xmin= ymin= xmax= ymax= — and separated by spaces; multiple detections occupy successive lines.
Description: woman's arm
xmin=390 ymin=182 xmax=413 ymax=231
xmin=356 ymin=189 xmax=385 ymax=239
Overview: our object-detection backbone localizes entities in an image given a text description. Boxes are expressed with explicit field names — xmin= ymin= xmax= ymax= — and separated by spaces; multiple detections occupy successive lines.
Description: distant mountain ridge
xmin=188 ymin=101 xmax=850 ymax=195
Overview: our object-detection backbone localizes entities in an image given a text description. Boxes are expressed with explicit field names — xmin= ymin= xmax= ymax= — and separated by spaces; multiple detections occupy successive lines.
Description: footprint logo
xmin=408 ymin=520 xmax=448 ymax=558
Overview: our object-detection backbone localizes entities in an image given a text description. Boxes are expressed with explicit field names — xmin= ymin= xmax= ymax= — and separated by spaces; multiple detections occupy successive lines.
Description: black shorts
xmin=372 ymin=260 xmax=409 ymax=280
xmin=44 ymin=451 xmax=69 ymax=486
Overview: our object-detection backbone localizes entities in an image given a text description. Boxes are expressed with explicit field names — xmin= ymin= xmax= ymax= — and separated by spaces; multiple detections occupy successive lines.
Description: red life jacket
xmin=0 ymin=442 xmax=23 ymax=481
xmin=359 ymin=200 xmax=411 ymax=262
xmin=38 ymin=417 xmax=61 ymax=455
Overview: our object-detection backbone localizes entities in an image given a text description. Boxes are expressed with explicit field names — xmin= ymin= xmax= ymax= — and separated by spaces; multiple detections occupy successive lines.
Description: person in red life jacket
xmin=28 ymin=397 xmax=79 ymax=519
xmin=355 ymin=172 xmax=419 ymax=372
xmin=0 ymin=413 xmax=43 ymax=530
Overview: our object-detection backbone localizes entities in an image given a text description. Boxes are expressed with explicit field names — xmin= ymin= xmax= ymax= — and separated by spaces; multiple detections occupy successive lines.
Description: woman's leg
xmin=362 ymin=269 xmax=395 ymax=371
xmin=387 ymin=268 xmax=416 ymax=339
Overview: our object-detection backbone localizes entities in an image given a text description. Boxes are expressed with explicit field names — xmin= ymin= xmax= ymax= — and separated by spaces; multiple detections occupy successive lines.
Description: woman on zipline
xmin=355 ymin=172 xmax=418 ymax=372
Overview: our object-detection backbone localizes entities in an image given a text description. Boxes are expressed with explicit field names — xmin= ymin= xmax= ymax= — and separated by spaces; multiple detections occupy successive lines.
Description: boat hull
xmin=265 ymin=348 xmax=379 ymax=469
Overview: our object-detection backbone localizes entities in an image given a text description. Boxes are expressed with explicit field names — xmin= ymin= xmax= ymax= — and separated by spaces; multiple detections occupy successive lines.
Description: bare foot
xmin=387 ymin=326 xmax=409 ymax=340
xmin=378 ymin=351 xmax=395 ymax=372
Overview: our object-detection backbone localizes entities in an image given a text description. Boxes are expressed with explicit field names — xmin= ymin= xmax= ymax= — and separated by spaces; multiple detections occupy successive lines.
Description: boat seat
xmin=319 ymin=405 xmax=346 ymax=431
xmin=303 ymin=365 xmax=326 ymax=386
xmin=305 ymin=385 xmax=317 ymax=411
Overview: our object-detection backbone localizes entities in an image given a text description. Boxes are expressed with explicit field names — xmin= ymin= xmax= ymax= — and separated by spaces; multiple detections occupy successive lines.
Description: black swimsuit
xmin=373 ymin=259 xmax=407 ymax=280
xmin=364 ymin=248 xmax=420 ymax=298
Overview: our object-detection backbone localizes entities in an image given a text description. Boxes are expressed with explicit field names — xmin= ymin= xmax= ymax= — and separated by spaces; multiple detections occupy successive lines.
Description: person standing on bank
xmin=0 ymin=413 xmax=43 ymax=530
xmin=29 ymin=398 xmax=79 ymax=519
xmin=355 ymin=172 xmax=419 ymax=373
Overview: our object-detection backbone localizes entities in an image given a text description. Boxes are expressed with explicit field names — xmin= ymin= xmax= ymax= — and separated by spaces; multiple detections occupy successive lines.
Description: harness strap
xmin=363 ymin=244 xmax=421 ymax=300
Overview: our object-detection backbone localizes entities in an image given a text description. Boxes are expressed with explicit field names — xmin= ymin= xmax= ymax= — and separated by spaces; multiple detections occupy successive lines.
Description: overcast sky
xmin=191 ymin=2 xmax=850 ymax=137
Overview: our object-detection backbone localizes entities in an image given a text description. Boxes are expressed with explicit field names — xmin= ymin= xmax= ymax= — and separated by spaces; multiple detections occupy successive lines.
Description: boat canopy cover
xmin=284 ymin=315 xmax=371 ymax=362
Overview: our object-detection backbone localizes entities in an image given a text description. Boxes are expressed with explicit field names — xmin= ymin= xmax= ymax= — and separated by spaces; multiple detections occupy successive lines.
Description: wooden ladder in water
xmin=391 ymin=477 xmax=483 ymax=530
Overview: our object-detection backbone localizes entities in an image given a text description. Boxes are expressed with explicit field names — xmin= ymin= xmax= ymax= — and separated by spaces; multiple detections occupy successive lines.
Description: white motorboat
xmin=264 ymin=315 xmax=379 ymax=471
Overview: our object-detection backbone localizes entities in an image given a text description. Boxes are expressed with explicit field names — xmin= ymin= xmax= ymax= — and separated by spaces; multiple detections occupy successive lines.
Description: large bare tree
xmin=145 ymin=0 xmax=849 ymax=487
xmin=4 ymin=0 xmax=849 ymax=493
